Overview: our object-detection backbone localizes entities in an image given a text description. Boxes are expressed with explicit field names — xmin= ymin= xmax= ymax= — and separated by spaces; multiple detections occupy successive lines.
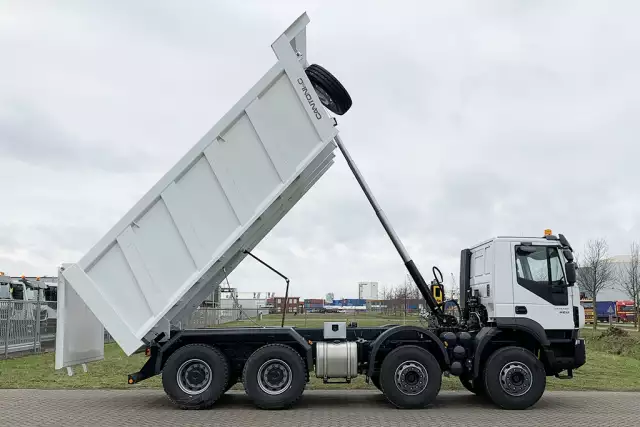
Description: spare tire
xmin=305 ymin=64 xmax=352 ymax=115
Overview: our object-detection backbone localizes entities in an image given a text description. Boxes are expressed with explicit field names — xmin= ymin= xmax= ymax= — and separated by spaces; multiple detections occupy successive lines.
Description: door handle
xmin=515 ymin=306 xmax=527 ymax=315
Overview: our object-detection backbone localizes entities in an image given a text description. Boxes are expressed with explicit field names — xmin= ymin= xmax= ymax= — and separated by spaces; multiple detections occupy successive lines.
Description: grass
xmin=1 ymin=314 xmax=639 ymax=392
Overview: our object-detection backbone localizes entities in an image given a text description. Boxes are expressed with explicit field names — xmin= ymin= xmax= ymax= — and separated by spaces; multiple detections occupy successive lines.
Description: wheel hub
xmin=257 ymin=359 xmax=293 ymax=396
xmin=313 ymin=86 xmax=337 ymax=111
xmin=394 ymin=360 xmax=429 ymax=396
xmin=176 ymin=359 xmax=212 ymax=395
xmin=499 ymin=361 xmax=533 ymax=397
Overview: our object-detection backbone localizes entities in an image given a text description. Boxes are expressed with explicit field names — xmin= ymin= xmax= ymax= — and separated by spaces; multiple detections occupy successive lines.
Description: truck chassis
xmin=129 ymin=316 xmax=585 ymax=410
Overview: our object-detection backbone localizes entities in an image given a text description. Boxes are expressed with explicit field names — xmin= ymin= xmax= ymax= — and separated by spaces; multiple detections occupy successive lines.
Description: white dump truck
xmin=55 ymin=12 xmax=586 ymax=411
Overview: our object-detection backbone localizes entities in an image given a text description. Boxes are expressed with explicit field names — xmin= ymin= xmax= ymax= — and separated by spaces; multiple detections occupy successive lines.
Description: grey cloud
xmin=4 ymin=1 xmax=640 ymax=299
xmin=0 ymin=102 xmax=161 ymax=173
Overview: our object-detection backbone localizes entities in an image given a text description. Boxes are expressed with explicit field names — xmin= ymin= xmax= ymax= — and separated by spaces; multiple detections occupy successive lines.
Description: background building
xmin=580 ymin=255 xmax=632 ymax=301
xmin=358 ymin=281 xmax=379 ymax=299
xmin=269 ymin=296 xmax=301 ymax=314
xmin=218 ymin=288 xmax=271 ymax=314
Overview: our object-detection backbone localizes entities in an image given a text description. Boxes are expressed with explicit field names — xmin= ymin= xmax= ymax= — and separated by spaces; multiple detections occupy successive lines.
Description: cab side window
xmin=515 ymin=246 xmax=568 ymax=306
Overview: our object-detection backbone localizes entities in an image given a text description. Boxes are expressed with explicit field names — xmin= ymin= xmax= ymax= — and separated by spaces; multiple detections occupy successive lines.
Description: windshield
xmin=581 ymin=302 xmax=593 ymax=309
xmin=620 ymin=305 xmax=636 ymax=312
xmin=0 ymin=284 xmax=10 ymax=299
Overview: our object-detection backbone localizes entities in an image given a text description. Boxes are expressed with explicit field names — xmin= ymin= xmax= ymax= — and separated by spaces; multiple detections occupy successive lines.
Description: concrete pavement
xmin=1 ymin=389 xmax=637 ymax=426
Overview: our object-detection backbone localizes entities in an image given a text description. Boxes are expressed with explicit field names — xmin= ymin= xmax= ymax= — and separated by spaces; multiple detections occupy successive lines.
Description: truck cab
xmin=459 ymin=230 xmax=585 ymax=389
xmin=466 ymin=232 xmax=584 ymax=333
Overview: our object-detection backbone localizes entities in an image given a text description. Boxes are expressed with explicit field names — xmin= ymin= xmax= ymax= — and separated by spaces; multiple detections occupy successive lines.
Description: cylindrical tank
xmin=315 ymin=341 xmax=358 ymax=379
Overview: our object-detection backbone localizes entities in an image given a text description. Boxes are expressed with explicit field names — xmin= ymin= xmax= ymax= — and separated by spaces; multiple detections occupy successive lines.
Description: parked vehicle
xmin=0 ymin=273 xmax=49 ymax=321
xmin=55 ymin=12 xmax=586 ymax=412
xmin=579 ymin=299 xmax=618 ymax=323
xmin=616 ymin=300 xmax=636 ymax=323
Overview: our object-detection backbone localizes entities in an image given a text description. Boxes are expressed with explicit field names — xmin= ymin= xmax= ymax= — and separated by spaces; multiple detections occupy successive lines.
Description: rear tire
xmin=483 ymin=346 xmax=546 ymax=410
xmin=162 ymin=343 xmax=230 ymax=410
xmin=379 ymin=345 xmax=442 ymax=409
xmin=304 ymin=64 xmax=352 ymax=115
xmin=242 ymin=344 xmax=307 ymax=410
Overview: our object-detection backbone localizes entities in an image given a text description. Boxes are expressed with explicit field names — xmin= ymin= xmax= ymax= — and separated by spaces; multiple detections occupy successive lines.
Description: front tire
xmin=483 ymin=346 xmax=546 ymax=410
xmin=242 ymin=344 xmax=307 ymax=410
xmin=161 ymin=343 xmax=230 ymax=410
xmin=379 ymin=345 xmax=442 ymax=409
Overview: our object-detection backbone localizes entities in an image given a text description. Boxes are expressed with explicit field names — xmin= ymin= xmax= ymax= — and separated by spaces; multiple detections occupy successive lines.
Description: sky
xmin=1 ymin=1 xmax=640 ymax=300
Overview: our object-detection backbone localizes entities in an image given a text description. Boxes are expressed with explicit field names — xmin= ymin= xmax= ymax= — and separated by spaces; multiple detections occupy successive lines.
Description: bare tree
xmin=616 ymin=242 xmax=640 ymax=331
xmin=576 ymin=238 xmax=615 ymax=330
xmin=380 ymin=284 xmax=388 ymax=301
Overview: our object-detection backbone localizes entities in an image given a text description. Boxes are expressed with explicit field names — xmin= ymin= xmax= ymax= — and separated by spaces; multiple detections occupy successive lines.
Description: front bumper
xmin=543 ymin=337 xmax=586 ymax=376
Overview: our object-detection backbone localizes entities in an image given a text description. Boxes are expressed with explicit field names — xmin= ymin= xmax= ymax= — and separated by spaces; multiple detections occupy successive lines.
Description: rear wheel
xmin=242 ymin=344 xmax=307 ymax=409
xmin=483 ymin=346 xmax=546 ymax=410
xmin=161 ymin=343 xmax=229 ymax=410
xmin=379 ymin=345 xmax=442 ymax=409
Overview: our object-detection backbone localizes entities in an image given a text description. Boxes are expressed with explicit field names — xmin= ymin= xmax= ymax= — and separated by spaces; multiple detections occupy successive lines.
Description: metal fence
xmin=1 ymin=300 xmax=57 ymax=358
xmin=0 ymin=300 xmax=116 ymax=359
xmin=177 ymin=307 xmax=269 ymax=329
xmin=0 ymin=301 xmax=264 ymax=358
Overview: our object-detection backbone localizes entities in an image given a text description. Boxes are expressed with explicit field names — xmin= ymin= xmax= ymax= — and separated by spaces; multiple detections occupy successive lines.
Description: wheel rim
xmin=499 ymin=361 xmax=533 ymax=397
xmin=176 ymin=358 xmax=212 ymax=395
xmin=313 ymin=85 xmax=338 ymax=112
xmin=257 ymin=359 xmax=293 ymax=395
xmin=394 ymin=360 xmax=429 ymax=396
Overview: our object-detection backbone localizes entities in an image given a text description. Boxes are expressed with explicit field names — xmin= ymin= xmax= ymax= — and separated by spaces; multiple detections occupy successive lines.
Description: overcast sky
xmin=2 ymin=1 xmax=640 ymax=299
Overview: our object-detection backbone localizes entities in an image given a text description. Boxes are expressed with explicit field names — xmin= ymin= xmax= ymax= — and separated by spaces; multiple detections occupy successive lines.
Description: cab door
xmin=511 ymin=243 xmax=575 ymax=331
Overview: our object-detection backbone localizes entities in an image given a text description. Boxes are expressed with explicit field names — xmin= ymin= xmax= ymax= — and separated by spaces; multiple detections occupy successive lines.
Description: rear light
xmin=145 ymin=347 xmax=151 ymax=357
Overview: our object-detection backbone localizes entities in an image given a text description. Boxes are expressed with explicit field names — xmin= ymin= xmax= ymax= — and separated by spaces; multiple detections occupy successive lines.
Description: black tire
xmin=161 ymin=343 xmax=230 ymax=410
xmin=483 ymin=346 xmax=546 ymax=410
xmin=379 ymin=345 xmax=442 ymax=409
xmin=460 ymin=374 xmax=485 ymax=396
xmin=305 ymin=64 xmax=352 ymax=115
xmin=242 ymin=344 xmax=307 ymax=410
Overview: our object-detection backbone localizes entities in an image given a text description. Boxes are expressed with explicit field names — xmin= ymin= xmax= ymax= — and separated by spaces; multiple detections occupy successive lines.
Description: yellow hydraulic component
xmin=431 ymin=282 xmax=443 ymax=305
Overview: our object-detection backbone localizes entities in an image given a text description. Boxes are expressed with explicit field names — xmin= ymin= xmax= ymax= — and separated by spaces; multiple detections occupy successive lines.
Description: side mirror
xmin=565 ymin=261 xmax=576 ymax=286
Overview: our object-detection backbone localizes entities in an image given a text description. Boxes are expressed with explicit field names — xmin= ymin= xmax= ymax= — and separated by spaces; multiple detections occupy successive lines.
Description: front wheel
xmin=379 ymin=345 xmax=442 ymax=409
xmin=483 ymin=346 xmax=546 ymax=410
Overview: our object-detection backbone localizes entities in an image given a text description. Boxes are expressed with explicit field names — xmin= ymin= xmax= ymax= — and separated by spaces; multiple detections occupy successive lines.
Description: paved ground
xmin=1 ymin=389 xmax=638 ymax=426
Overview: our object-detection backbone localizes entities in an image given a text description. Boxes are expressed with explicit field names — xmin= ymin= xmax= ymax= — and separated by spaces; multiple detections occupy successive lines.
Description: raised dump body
xmin=55 ymin=13 xmax=344 ymax=369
